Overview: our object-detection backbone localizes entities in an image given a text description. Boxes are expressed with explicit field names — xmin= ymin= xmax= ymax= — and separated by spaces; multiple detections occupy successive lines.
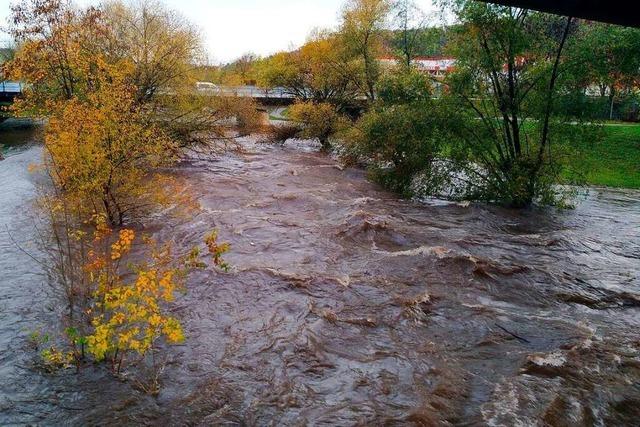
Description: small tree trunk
xmin=319 ymin=135 xmax=331 ymax=152
xmin=609 ymin=86 xmax=616 ymax=121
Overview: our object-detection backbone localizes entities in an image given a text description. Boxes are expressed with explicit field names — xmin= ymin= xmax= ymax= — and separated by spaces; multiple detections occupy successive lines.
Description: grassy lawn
xmin=563 ymin=124 xmax=640 ymax=188
xmin=269 ymin=107 xmax=290 ymax=121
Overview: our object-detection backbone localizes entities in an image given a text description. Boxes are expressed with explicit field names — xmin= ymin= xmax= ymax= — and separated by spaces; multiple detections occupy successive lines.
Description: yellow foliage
xmin=77 ymin=217 xmax=229 ymax=371
xmin=85 ymin=225 xmax=187 ymax=366
xmin=42 ymin=82 xmax=178 ymax=226
xmin=289 ymin=102 xmax=348 ymax=150
xmin=41 ymin=347 xmax=75 ymax=371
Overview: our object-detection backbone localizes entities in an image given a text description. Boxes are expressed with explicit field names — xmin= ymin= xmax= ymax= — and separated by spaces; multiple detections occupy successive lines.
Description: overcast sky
xmin=1 ymin=0 xmax=437 ymax=63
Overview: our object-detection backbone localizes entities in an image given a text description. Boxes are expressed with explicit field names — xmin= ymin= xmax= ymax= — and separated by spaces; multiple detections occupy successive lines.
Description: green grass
xmin=562 ymin=123 xmax=640 ymax=188
xmin=269 ymin=107 xmax=291 ymax=121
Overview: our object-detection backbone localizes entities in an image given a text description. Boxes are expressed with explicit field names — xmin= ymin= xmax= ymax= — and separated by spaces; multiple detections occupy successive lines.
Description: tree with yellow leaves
xmin=5 ymin=0 xmax=235 ymax=383
xmin=257 ymin=31 xmax=357 ymax=105
xmin=289 ymin=101 xmax=349 ymax=151
xmin=6 ymin=0 xmax=110 ymax=113
xmin=43 ymin=71 xmax=177 ymax=226
xmin=340 ymin=0 xmax=391 ymax=101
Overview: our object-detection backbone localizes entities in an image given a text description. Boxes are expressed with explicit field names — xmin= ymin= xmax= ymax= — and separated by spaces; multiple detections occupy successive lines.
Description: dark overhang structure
xmin=477 ymin=1 xmax=640 ymax=28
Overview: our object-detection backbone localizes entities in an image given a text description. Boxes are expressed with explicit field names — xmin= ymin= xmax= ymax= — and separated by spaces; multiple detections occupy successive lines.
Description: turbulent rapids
xmin=1 ymin=132 xmax=639 ymax=425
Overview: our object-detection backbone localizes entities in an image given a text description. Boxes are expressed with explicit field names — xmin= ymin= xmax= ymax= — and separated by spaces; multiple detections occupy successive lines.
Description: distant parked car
xmin=196 ymin=82 xmax=220 ymax=94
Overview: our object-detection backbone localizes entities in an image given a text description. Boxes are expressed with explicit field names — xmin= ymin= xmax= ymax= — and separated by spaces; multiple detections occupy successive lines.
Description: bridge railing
xmin=196 ymin=84 xmax=295 ymax=99
xmin=0 ymin=81 xmax=23 ymax=94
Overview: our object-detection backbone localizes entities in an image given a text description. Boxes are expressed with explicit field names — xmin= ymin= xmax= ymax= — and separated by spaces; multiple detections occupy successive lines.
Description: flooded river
xmin=1 ymin=128 xmax=639 ymax=425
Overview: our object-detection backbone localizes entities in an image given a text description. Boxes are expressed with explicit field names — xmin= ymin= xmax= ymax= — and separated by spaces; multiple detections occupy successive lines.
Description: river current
xmin=1 ymin=128 xmax=639 ymax=425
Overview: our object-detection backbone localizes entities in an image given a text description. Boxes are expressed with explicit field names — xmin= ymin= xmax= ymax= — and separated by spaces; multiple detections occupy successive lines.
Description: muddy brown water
xmin=1 ymin=131 xmax=639 ymax=426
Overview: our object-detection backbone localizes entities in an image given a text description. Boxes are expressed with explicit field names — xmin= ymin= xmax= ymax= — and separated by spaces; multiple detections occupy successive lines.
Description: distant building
xmin=378 ymin=56 xmax=456 ymax=77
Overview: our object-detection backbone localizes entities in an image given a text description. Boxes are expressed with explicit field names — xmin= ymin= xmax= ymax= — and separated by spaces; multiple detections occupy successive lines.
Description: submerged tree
xmin=346 ymin=70 xmax=451 ymax=194
xmin=5 ymin=0 xmax=232 ymax=380
xmin=289 ymin=101 xmax=348 ymax=151
xmin=437 ymin=1 xmax=580 ymax=207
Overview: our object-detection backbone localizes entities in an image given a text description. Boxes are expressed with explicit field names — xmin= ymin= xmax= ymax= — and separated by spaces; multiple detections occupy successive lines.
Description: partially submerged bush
xmin=289 ymin=102 xmax=348 ymax=151
xmin=344 ymin=71 xmax=449 ymax=196
xmin=262 ymin=123 xmax=301 ymax=144
xmin=36 ymin=211 xmax=230 ymax=375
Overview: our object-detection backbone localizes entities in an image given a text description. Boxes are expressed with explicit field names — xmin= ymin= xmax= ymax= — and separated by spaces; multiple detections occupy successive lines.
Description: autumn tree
xmin=102 ymin=0 xmax=203 ymax=104
xmin=340 ymin=0 xmax=391 ymax=101
xmin=257 ymin=32 xmax=356 ymax=106
xmin=7 ymin=0 xmax=234 ymax=381
xmin=289 ymin=101 xmax=348 ymax=151
xmin=44 ymin=77 xmax=178 ymax=226
xmin=6 ymin=0 xmax=110 ymax=113
xmin=103 ymin=1 xmax=261 ymax=144
xmin=7 ymin=0 xmax=178 ymax=225
xmin=231 ymin=52 xmax=260 ymax=85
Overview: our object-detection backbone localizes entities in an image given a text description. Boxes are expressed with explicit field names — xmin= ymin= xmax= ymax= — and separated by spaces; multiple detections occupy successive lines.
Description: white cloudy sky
xmin=1 ymin=0 xmax=437 ymax=63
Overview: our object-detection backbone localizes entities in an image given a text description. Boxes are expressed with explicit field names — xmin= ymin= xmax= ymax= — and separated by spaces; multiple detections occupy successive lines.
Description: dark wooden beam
xmin=477 ymin=1 xmax=640 ymax=28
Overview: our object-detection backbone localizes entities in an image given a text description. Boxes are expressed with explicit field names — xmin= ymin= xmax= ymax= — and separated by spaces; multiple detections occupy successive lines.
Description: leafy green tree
xmin=568 ymin=22 xmax=640 ymax=120
xmin=437 ymin=1 xmax=579 ymax=207
xmin=346 ymin=70 xmax=450 ymax=195
xmin=391 ymin=0 xmax=425 ymax=67
xmin=389 ymin=0 xmax=445 ymax=67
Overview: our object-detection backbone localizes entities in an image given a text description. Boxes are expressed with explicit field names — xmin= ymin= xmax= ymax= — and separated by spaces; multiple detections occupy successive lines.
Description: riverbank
xmin=562 ymin=123 xmax=640 ymax=188
xmin=0 ymin=118 xmax=41 ymax=159
xmin=267 ymin=116 xmax=640 ymax=189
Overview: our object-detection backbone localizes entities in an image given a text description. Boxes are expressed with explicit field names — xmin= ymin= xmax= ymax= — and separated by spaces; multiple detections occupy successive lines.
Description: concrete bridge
xmin=0 ymin=81 xmax=22 ymax=104
xmin=195 ymin=83 xmax=296 ymax=106
xmin=2 ymin=81 xmax=298 ymax=105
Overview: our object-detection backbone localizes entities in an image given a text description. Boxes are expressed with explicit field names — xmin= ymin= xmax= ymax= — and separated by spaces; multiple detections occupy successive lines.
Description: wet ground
xmin=1 ymin=133 xmax=639 ymax=425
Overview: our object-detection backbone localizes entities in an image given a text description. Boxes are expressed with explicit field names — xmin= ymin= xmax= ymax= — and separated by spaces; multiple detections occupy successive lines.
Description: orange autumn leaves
xmin=7 ymin=0 xmax=230 ymax=377
xmin=81 ymin=215 xmax=229 ymax=371
xmin=110 ymin=229 xmax=134 ymax=261
xmin=43 ymin=78 xmax=178 ymax=226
